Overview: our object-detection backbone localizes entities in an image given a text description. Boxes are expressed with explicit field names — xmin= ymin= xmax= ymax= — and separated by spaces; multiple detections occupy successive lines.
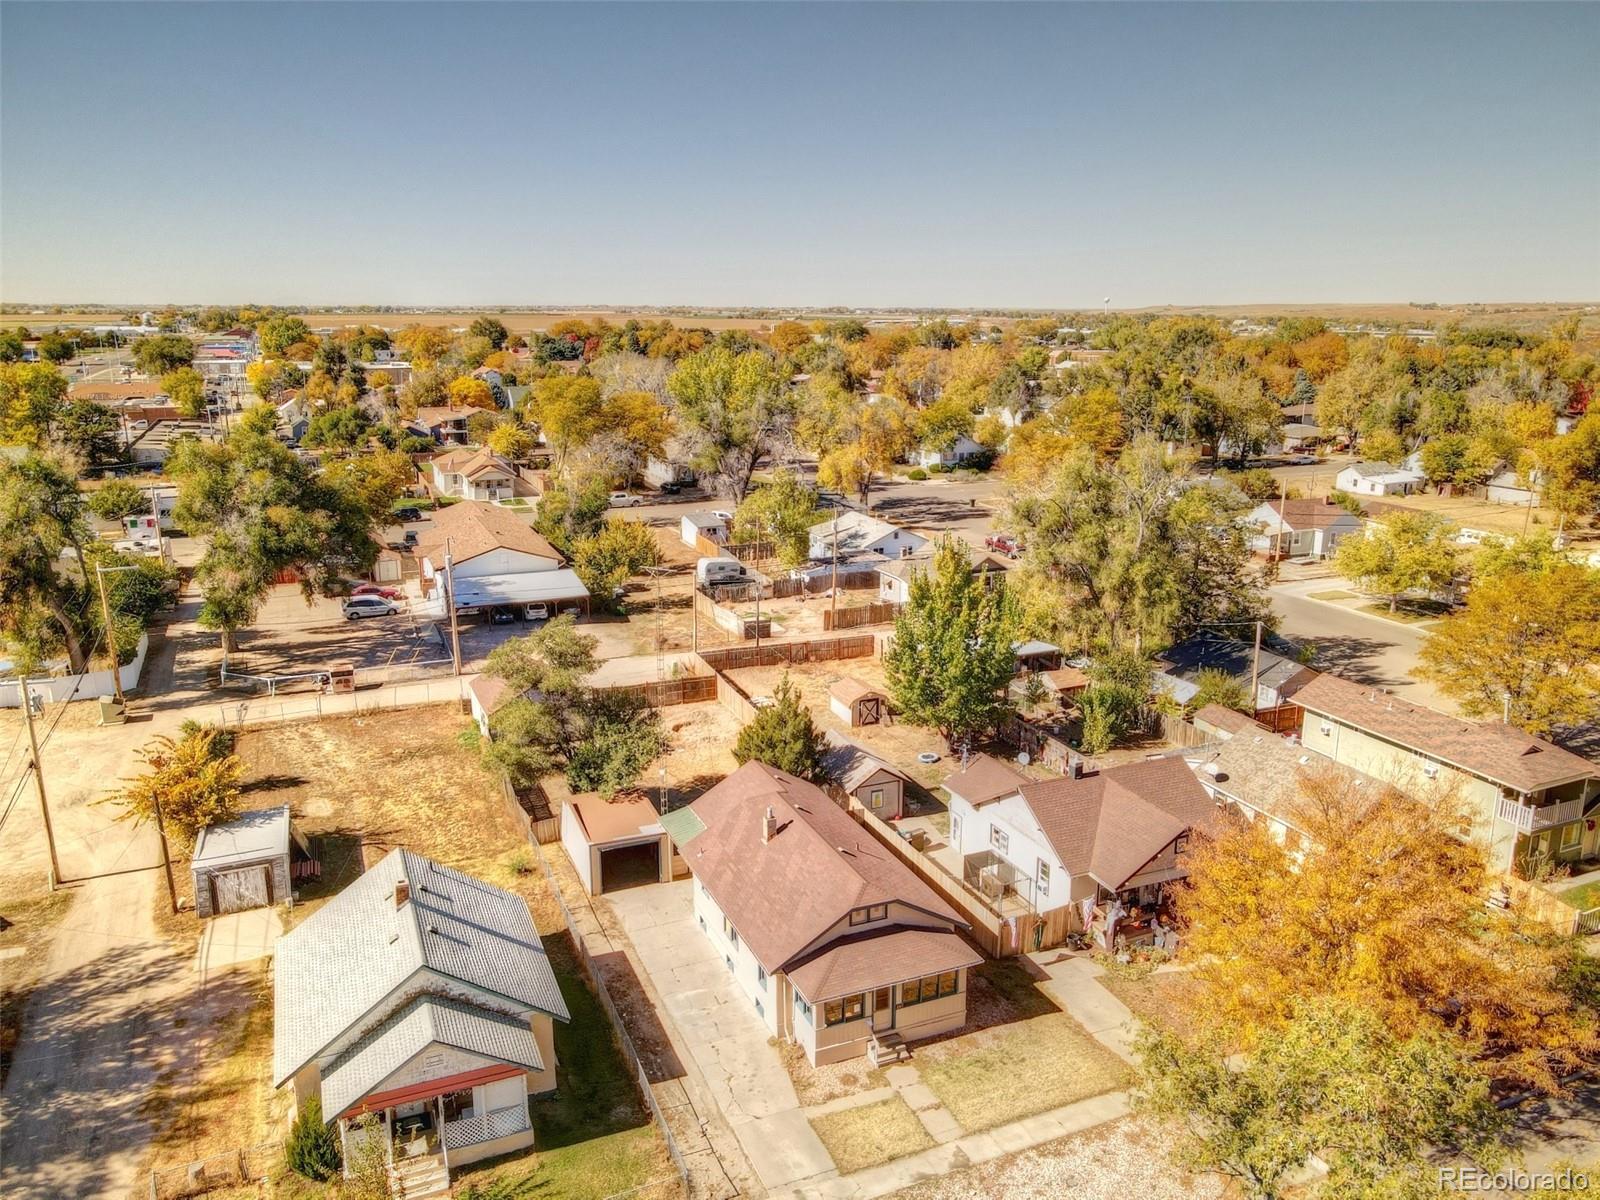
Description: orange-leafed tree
xmin=1175 ymin=771 xmax=1599 ymax=1094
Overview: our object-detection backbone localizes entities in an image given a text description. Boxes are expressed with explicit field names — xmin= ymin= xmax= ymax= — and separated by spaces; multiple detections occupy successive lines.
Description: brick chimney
xmin=762 ymin=807 xmax=777 ymax=844
xmin=394 ymin=879 xmax=411 ymax=908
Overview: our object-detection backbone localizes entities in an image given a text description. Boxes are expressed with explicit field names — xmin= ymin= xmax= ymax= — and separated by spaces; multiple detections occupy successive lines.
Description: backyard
xmin=135 ymin=705 xmax=680 ymax=1200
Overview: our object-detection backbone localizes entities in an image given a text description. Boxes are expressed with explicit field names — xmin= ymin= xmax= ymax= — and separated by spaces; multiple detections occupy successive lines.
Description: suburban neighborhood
xmin=3 ymin=4 xmax=1600 ymax=1200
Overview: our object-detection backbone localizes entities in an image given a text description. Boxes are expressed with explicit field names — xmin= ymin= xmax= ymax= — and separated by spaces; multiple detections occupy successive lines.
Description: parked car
xmin=394 ymin=506 xmax=423 ymax=522
xmin=608 ymin=491 xmax=645 ymax=508
xmin=351 ymin=583 xmax=402 ymax=600
xmin=403 ymin=530 xmax=418 ymax=547
xmin=657 ymin=480 xmax=683 ymax=496
xmin=984 ymin=533 xmax=1021 ymax=558
xmin=342 ymin=595 xmax=398 ymax=620
xmin=523 ymin=602 xmax=550 ymax=622
xmin=490 ymin=608 xmax=515 ymax=624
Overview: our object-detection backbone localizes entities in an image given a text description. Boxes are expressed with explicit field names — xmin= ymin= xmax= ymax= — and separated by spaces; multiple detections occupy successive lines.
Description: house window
xmin=990 ymin=825 xmax=1009 ymax=855
xmin=1036 ymin=860 xmax=1050 ymax=897
xmin=900 ymin=971 xmax=960 ymax=1007
xmin=951 ymin=815 xmax=962 ymax=844
xmin=796 ymin=997 xmax=812 ymax=1024
xmin=698 ymin=915 xmax=706 ymax=931
xmin=869 ymin=788 xmax=884 ymax=809
xmin=755 ymin=998 xmax=764 ymax=1019
xmin=723 ymin=915 xmax=738 ymax=948
xmin=824 ymin=994 xmax=866 ymax=1026
xmin=1174 ymin=834 xmax=1190 ymax=855
xmin=1561 ymin=823 xmax=1582 ymax=851
xmin=848 ymin=904 xmax=888 ymax=927
xmin=1319 ymin=722 xmax=1332 ymax=737
xmin=757 ymin=965 xmax=767 ymax=990
xmin=725 ymin=955 xmax=734 ymax=972
xmin=441 ymin=1088 xmax=475 ymax=1122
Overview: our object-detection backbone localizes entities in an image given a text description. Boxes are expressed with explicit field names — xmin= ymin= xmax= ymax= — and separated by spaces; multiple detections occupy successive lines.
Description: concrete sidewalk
xmin=195 ymin=907 xmax=282 ymax=984
xmin=1026 ymin=953 xmax=1140 ymax=1063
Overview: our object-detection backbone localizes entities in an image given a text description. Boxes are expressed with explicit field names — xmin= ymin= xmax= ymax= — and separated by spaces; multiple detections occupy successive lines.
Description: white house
xmin=1335 ymin=461 xmax=1425 ymax=497
xmin=1246 ymin=499 xmax=1364 ymax=560
xmin=681 ymin=510 xmax=732 ymax=550
xmin=272 ymin=849 xmax=569 ymax=1198
xmin=1484 ymin=469 xmax=1542 ymax=507
xmin=809 ymin=511 xmax=928 ymax=562
xmin=911 ymin=435 xmax=985 ymax=469
xmin=942 ymin=754 xmax=1218 ymax=949
xmin=416 ymin=501 xmax=589 ymax=619
xmin=661 ymin=762 xmax=980 ymax=1067
xmin=430 ymin=447 xmax=519 ymax=502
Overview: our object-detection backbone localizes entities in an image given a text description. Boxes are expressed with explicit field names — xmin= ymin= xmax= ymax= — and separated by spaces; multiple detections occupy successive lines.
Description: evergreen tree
xmin=733 ymin=674 xmax=825 ymax=780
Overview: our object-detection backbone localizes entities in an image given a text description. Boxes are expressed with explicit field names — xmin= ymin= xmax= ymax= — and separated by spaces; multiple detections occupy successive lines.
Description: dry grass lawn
xmin=1096 ymin=969 xmax=1205 ymax=1042
xmin=810 ymin=1095 xmax=935 ymax=1174
xmin=775 ymin=1038 xmax=888 ymax=1107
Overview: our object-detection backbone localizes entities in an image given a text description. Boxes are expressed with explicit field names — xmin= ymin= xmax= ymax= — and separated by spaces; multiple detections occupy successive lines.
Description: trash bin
xmin=98 ymin=696 xmax=126 ymax=726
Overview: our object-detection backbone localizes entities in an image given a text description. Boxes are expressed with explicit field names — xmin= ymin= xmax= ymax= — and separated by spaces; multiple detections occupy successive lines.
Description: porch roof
xmin=321 ymin=995 xmax=543 ymax=1121
xmin=786 ymin=925 xmax=981 ymax=1004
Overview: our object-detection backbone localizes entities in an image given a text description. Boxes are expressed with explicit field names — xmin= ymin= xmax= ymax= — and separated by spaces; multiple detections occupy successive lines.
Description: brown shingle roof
xmin=1201 ymin=728 xmax=1379 ymax=829
xmin=683 ymin=762 xmax=964 ymax=973
xmin=1292 ymin=673 xmax=1598 ymax=794
xmin=822 ymin=731 xmax=909 ymax=794
xmin=432 ymin=446 xmax=515 ymax=480
xmin=829 ymin=676 xmax=884 ymax=706
xmin=1260 ymin=499 xmax=1363 ymax=530
xmin=786 ymin=926 xmax=981 ymax=1003
xmin=942 ymin=753 xmax=1027 ymax=808
xmin=415 ymin=500 xmax=562 ymax=568
xmin=569 ymin=794 xmax=663 ymax=844
xmin=1019 ymin=756 xmax=1218 ymax=891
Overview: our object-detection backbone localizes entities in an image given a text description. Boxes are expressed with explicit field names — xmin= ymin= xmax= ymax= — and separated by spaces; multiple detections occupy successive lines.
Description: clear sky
xmin=2 ymin=1 xmax=1596 ymax=309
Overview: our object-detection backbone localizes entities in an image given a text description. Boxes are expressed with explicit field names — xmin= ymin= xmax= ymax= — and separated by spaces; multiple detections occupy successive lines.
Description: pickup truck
xmin=984 ymin=533 xmax=1021 ymax=558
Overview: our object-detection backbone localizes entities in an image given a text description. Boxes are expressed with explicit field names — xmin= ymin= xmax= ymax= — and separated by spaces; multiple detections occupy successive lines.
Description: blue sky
xmin=2 ymin=2 xmax=1596 ymax=308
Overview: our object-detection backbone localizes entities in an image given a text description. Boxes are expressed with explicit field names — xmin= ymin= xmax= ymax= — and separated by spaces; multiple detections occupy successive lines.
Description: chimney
xmin=1069 ymin=759 xmax=1084 ymax=780
xmin=394 ymin=879 xmax=411 ymax=909
xmin=761 ymin=806 xmax=777 ymax=844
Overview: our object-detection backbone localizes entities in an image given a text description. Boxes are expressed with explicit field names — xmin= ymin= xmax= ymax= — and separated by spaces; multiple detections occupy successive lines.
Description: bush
xmin=285 ymin=1097 xmax=341 ymax=1181
xmin=907 ymin=467 xmax=929 ymax=481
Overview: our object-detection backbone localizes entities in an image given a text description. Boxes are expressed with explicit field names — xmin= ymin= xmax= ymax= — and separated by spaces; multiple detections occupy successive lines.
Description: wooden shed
xmin=559 ymin=794 xmax=674 ymax=895
xmin=823 ymin=731 xmax=912 ymax=820
xmin=829 ymin=676 xmax=889 ymax=727
xmin=191 ymin=806 xmax=308 ymax=918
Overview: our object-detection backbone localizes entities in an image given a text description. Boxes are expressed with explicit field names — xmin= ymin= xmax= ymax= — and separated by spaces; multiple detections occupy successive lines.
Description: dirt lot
xmin=1301 ymin=485 xmax=1599 ymax=547
xmin=724 ymin=658 xmax=953 ymax=789
xmin=221 ymin=584 xmax=449 ymax=686
xmin=643 ymin=700 xmax=744 ymax=803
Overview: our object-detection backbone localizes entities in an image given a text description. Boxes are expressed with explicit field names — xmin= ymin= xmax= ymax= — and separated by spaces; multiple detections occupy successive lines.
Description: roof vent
xmin=762 ymin=806 xmax=778 ymax=844
xmin=394 ymin=879 xmax=411 ymax=909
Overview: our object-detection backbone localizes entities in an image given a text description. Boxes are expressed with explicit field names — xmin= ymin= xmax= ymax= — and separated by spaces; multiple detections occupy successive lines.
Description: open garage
xmin=559 ymin=794 xmax=674 ymax=896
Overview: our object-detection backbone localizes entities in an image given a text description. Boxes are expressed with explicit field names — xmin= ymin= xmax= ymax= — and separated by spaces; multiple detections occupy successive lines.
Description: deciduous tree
xmin=732 ymin=470 xmax=819 ymax=568
xmin=668 ymin=346 xmax=792 ymax=499
xmin=114 ymin=729 xmax=242 ymax=851
xmin=1333 ymin=510 xmax=1460 ymax=612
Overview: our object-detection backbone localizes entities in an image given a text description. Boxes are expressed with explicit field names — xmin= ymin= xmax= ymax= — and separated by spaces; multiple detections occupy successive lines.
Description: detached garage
xmin=191 ymin=806 xmax=306 ymax=918
xmin=559 ymin=794 xmax=673 ymax=895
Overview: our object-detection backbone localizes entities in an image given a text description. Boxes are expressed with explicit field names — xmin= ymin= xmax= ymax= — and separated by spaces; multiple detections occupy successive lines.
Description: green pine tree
xmin=733 ymin=673 xmax=825 ymax=780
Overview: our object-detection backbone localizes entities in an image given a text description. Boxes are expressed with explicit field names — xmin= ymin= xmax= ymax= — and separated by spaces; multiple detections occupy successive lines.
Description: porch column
xmin=437 ymin=1094 xmax=450 ymax=1173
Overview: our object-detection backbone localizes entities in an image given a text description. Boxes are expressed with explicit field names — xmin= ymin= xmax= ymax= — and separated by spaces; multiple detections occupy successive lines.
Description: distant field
xmin=1128 ymin=301 xmax=1599 ymax=334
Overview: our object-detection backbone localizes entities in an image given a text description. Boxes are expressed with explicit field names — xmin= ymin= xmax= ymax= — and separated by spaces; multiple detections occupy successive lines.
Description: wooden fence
xmin=714 ymin=670 xmax=760 ymax=725
xmin=771 ymin=571 xmax=879 ymax=599
xmin=1156 ymin=712 xmax=1220 ymax=750
xmin=499 ymin=772 xmax=560 ymax=844
xmin=602 ymin=674 xmax=718 ymax=708
xmin=697 ymin=633 xmax=876 ymax=673
xmin=1254 ymin=703 xmax=1304 ymax=734
xmin=823 ymin=601 xmax=901 ymax=631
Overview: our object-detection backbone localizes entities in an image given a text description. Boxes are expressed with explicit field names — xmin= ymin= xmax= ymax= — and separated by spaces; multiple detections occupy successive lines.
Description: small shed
xmin=829 ymin=676 xmax=889 ymax=727
xmin=1012 ymin=640 xmax=1063 ymax=674
xmin=823 ymin=731 xmax=911 ymax=819
xmin=559 ymin=794 xmax=672 ymax=895
xmin=1038 ymin=666 xmax=1090 ymax=701
xmin=191 ymin=806 xmax=305 ymax=918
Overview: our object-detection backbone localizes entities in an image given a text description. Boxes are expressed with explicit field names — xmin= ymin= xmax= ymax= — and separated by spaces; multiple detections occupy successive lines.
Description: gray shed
xmin=191 ymin=806 xmax=303 ymax=917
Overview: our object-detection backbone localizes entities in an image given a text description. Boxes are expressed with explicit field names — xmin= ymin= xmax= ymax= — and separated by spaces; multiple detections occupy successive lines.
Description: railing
xmin=444 ymin=1104 xmax=530 ymax=1149
xmin=1495 ymin=794 xmax=1587 ymax=833
xmin=1577 ymin=908 xmax=1600 ymax=936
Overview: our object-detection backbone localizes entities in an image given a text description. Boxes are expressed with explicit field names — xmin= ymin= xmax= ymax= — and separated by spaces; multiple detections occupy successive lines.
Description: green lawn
xmin=1558 ymin=879 xmax=1600 ymax=912
xmin=1308 ymin=589 xmax=1358 ymax=601
xmin=918 ymin=1012 xmax=1128 ymax=1133
xmin=810 ymin=1096 xmax=934 ymax=1174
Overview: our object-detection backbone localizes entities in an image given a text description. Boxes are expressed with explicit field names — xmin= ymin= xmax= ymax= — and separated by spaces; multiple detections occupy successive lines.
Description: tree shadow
xmin=239 ymin=773 xmax=307 ymax=796
xmin=1295 ymin=634 xmax=1412 ymax=688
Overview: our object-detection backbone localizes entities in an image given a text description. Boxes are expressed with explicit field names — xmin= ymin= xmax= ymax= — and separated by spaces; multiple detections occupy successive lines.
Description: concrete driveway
xmin=195 ymin=907 xmax=282 ymax=983
xmin=603 ymin=881 xmax=837 ymax=1193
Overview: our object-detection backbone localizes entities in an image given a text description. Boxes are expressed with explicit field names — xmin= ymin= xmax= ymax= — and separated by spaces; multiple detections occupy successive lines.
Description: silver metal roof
xmin=192 ymin=805 xmax=291 ymax=869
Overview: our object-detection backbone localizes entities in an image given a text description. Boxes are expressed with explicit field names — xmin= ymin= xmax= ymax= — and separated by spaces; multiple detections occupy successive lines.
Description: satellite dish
xmin=1016 ymin=751 xmax=1031 ymax=766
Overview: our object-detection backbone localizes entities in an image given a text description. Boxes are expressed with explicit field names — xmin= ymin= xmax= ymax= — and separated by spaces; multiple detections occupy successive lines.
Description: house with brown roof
xmin=1292 ymin=673 xmax=1600 ymax=875
xmin=943 ymin=755 xmax=1218 ymax=949
xmin=410 ymin=405 xmax=478 ymax=445
xmin=416 ymin=501 xmax=589 ymax=621
xmin=663 ymin=761 xmax=980 ymax=1066
xmin=429 ymin=447 xmax=521 ymax=502
xmin=1246 ymin=498 xmax=1364 ymax=560
xmin=823 ymin=730 xmax=912 ymax=820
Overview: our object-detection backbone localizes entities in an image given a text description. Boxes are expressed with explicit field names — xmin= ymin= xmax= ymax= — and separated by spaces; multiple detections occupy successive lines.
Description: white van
xmin=695 ymin=556 xmax=749 ymax=586
xmin=342 ymin=595 xmax=398 ymax=620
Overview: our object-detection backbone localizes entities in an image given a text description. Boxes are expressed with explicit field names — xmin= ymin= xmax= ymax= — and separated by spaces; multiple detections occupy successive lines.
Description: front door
xmin=871 ymin=987 xmax=895 ymax=1032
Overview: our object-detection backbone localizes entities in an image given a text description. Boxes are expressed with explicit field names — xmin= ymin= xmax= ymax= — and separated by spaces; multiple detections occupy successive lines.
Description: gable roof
xmin=1292 ymin=673 xmax=1598 ymax=794
xmin=1199 ymin=726 xmax=1380 ymax=831
xmin=192 ymin=805 xmax=291 ymax=869
xmin=415 ymin=500 xmax=562 ymax=568
xmin=411 ymin=404 xmax=477 ymax=428
xmin=1341 ymin=461 xmax=1422 ymax=481
xmin=272 ymin=848 xmax=567 ymax=1087
xmin=1018 ymin=756 xmax=1217 ymax=891
xmin=942 ymin=753 xmax=1028 ymax=808
xmin=681 ymin=762 xmax=964 ymax=972
xmin=432 ymin=446 xmax=516 ymax=480
xmin=321 ymin=995 xmax=545 ymax=1120
xmin=1254 ymin=499 xmax=1365 ymax=531
xmin=829 ymin=676 xmax=884 ymax=706
xmin=809 ymin=510 xmax=920 ymax=555
xmin=785 ymin=926 xmax=980 ymax=1004
xmin=822 ymin=731 xmax=910 ymax=793
xmin=1155 ymin=633 xmax=1317 ymax=701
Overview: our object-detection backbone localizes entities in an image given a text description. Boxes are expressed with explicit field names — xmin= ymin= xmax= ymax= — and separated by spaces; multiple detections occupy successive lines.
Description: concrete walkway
xmin=605 ymin=881 xmax=838 ymax=1194
xmin=194 ymin=907 xmax=283 ymax=984
xmin=1026 ymin=952 xmax=1140 ymax=1063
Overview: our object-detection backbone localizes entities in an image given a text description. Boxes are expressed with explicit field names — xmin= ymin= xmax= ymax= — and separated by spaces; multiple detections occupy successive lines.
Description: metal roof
xmin=320 ymin=995 xmax=544 ymax=1120
xmin=192 ymin=806 xmax=291 ymax=869
xmin=272 ymin=848 xmax=568 ymax=1087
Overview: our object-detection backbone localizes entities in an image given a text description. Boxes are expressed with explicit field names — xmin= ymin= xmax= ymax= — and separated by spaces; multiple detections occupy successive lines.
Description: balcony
xmin=1495 ymin=795 xmax=1588 ymax=834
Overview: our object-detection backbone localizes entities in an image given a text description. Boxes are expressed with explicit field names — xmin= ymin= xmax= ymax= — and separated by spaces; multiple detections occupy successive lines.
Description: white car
xmin=523 ymin=602 xmax=550 ymax=622
xmin=608 ymin=491 xmax=644 ymax=508
xmin=342 ymin=595 xmax=398 ymax=620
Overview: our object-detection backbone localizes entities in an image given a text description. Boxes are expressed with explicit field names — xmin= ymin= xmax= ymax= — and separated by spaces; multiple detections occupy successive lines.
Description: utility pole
xmin=444 ymin=541 xmax=462 ymax=677
xmin=19 ymin=679 xmax=62 ymax=891
xmin=830 ymin=508 xmax=840 ymax=627
xmin=150 ymin=791 xmax=178 ymax=914
xmin=94 ymin=564 xmax=127 ymax=707
xmin=1248 ymin=619 xmax=1263 ymax=715
xmin=753 ymin=582 xmax=763 ymax=655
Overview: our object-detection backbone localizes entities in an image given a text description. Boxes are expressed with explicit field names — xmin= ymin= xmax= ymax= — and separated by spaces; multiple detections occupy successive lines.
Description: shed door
xmin=213 ymin=864 xmax=271 ymax=914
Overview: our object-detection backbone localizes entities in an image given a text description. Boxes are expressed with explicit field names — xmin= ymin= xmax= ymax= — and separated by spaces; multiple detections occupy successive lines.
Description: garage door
xmin=599 ymin=842 xmax=661 ymax=893
xmin=213 ymin=865 xmax=271 ymax=914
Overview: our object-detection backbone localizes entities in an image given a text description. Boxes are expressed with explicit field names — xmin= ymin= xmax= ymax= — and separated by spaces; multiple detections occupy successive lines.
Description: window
xmin=900 ymin=971 xmax=960 ymax=1007
xmin=755 ymin=999 xmax=764 ymax=1019
xmin=722 ymin=914 xmax=739 ymax=948
xmin=1561 ymin=823 xmax=1582 ymax=851
xmin=824 ymin=994 xmax=866 ymax=1026
xmin=1173 ymin=834 xmax=1190 ymax=855
xmin=441 ymin=1089 xmax=476 ymax=1122
xmin=725 ymin=955 xmax=733 ymax=972
xmin=1036 ymin=860 xmax=1050 ymax=897
xmin=951 ymin=815 xmax=961 ymax=844
xmin=869 ymin=788 xmax=884 ymax=809
xmin=1319 ymin=722 xmax=1332 ymax=737
xmin=796 ymin=997 xmax=812 ymax=1024
xmin=990 ymin=825 xmax=1009 ymax=855
xmin=757 ymin=965 xmax=767 ymax=991
xmin=848 ymin=903 xmax=889 ymax=926
xmin=698 ymin=915 xmax=706 ymax=931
